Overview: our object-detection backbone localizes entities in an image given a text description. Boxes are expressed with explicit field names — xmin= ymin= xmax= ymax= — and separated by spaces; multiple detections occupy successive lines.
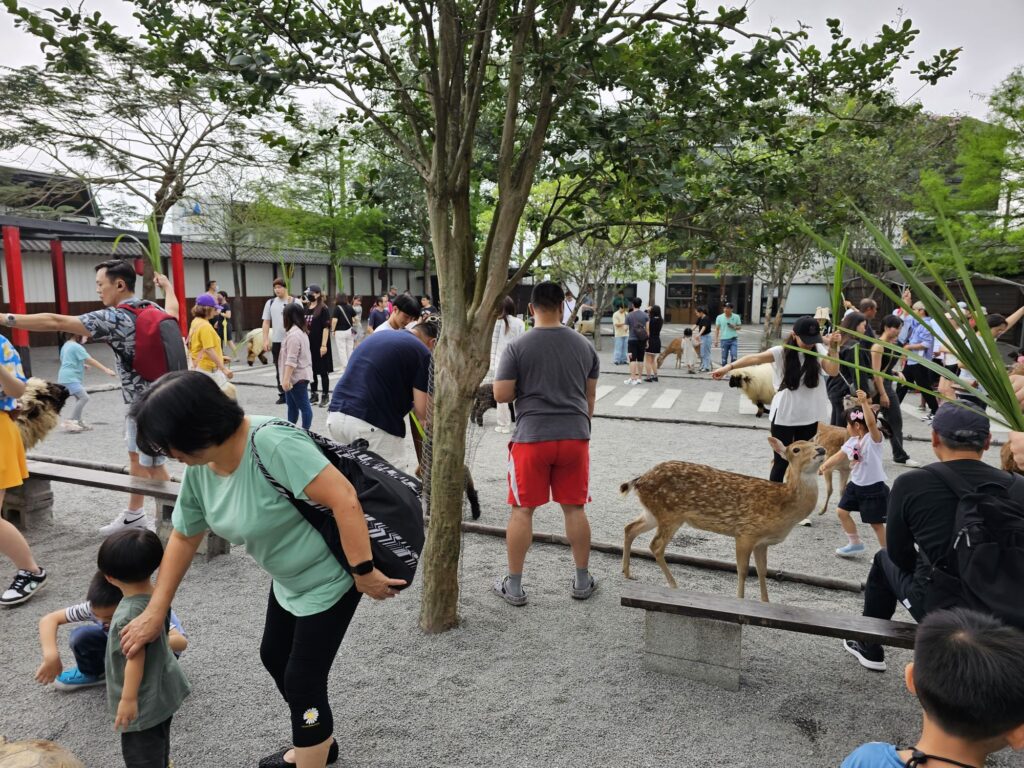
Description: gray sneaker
xmin=492 ymin=576 xmax=528 ymax=606
xmin=571 ymin=574 xmax=598 ymax=600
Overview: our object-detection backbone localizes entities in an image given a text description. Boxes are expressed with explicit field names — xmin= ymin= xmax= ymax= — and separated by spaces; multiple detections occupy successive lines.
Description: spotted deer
xmin=813 ymin=422 xmax=851 ymax=514
xmin=621 ymin=438 xmax=826 ymax=602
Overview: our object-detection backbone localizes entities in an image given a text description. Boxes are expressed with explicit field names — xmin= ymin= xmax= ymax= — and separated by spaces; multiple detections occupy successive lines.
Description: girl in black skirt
xmin=643 ymin=305 xmax=663 ymax=382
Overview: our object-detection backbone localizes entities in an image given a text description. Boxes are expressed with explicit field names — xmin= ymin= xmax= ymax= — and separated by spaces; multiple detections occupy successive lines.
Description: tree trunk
xmin=417 ymin=341 xmax=481 ymax=633
xmin=229 ymin=244 xmax=245 ymax=339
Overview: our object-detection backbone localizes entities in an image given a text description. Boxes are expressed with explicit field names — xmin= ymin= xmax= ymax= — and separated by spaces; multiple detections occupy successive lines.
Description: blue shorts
xmin=124 ymin=415 xmax=168 ymax=468
xmin=61 ymin=381 xmax=86 ymax=398
xmin=838 ymin=481 xmax=889 ymax=524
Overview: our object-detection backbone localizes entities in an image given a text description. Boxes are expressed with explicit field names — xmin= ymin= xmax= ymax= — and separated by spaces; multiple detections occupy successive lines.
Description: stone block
xmin=1 ymin=478 xmax=54 ymax=531
xmin=643 ymin=611 xmax=742 ymax=691
xmin=155 ymin=501 xmax=230 ymax=560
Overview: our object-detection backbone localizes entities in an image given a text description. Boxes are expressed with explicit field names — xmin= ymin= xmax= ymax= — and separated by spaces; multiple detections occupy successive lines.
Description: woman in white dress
xmin=490 ymin=296 xmax=526 ymax=433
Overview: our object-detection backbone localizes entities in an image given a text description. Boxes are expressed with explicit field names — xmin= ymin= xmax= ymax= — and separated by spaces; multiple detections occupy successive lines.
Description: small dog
xmin=13 ymin=378 xmax=69 ymax=449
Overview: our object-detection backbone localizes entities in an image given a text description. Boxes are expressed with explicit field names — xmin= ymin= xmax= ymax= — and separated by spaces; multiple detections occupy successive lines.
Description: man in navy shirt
xmin=325 ymin=317 xmax=438 ymax=471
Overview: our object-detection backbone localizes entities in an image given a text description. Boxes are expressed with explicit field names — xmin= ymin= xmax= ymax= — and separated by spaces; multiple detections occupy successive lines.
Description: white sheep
xmin=728 ymin=363 xmax=775 ymax=418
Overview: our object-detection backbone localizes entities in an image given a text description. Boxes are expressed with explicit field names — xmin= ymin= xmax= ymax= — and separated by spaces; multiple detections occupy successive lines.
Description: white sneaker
xmin=797 ymin=517 xmax=812 ymax=527
xmin=99 ymin=510 xmax=154 ymax=536
xmin=63 ymin=420 xmax=84 ymax=433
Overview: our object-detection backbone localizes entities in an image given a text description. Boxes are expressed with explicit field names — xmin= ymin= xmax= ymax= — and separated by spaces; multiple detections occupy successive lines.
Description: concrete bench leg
xmin=156 ymin=502 xmax=231 ymax=561
xmin=1 ymin=478 xmax=54 ymax=531
xmin=643 ymin=611 xmax=742 ymax=691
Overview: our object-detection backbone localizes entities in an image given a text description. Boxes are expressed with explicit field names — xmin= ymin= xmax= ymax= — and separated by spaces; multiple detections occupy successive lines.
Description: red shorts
xmin=507 ymin=439 xmax=591 ymax=508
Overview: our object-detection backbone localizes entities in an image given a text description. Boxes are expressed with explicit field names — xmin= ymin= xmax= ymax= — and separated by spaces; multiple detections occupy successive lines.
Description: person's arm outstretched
xmin=710 ymin=349 xmax=774 ymax=379
xmin=84 ymin=356 xmax=116 ymax=377
xmin=35 ymin=609 xmax=69 ymax=684
xmin=857 ymin=389 xmax=882 ymax=443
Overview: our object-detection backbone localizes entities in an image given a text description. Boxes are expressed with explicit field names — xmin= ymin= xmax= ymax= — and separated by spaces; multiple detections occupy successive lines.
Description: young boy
xmin=57 ymin=334 xmax=116 ymax=432
xmin=842 ymin=608 xmax=1024 ymax=767
xmin=99 ymin=529 xmax=190 ymax=768
xmin=35 ymin=570 xmax=187 ymax=691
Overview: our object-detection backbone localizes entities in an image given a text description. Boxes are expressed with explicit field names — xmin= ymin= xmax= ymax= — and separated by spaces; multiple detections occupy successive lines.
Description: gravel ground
xmin=2 ymin=351 xmax=1021 ymax=767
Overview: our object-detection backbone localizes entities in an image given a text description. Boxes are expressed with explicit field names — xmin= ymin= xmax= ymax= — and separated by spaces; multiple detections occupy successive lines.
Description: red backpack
xmin=117 ymin=302 xmax=188 ymax=382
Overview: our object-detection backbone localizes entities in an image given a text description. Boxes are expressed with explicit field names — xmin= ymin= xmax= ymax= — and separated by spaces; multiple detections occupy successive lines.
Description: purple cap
xmin=195 ymin=294 xmax=218 ymax=308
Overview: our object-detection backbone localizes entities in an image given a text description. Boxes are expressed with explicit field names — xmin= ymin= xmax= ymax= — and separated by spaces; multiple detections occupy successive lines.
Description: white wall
xmin=785 ymin=284 xmax=829 ymax=317
xmin=246 ymin=263 xmax=274 ymax=295
xmin=207 ymin=262 xmax=237 ymax=294
xmin=352 ymin=266 xmax=375 ymax=296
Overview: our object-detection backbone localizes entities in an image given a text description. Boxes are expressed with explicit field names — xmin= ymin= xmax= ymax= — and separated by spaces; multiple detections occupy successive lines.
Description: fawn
xmin=621 ymin=437 xmax=826 ymax=602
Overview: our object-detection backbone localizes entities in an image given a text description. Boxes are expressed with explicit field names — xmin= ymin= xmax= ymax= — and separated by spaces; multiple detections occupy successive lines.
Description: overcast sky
xmin=2 ymin=0 xmax=1022 ymax=118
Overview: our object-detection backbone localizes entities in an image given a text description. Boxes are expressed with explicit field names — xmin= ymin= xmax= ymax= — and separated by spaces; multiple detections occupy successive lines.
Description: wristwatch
xmin=351 ymin=559 xmax=374 ymax=576
xmin=1 ymin=313 xmax=14 ymax=327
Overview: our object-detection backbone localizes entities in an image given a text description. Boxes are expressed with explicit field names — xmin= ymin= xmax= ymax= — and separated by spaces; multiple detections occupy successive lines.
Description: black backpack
xmin=249 ymin=419 xmax=425 ymax=589
xmin=922 ymin=463 xmax=1024 ymax=628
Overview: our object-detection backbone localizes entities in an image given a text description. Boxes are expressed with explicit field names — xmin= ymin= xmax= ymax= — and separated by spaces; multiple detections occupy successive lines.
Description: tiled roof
xmin=13 ymin=236 xmax=418 ymax=269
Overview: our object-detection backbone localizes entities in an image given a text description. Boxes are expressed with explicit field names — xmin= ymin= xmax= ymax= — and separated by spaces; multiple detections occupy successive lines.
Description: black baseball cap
xmin=307 ymin=284 xmax=322 ymax=294
xmin=931 ymin=402 xmax=990 ymax=445
xmin=792 ymin=316 xmax=824 ymax=345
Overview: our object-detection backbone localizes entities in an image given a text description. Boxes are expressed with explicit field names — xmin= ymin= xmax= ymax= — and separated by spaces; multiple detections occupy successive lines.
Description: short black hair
xmin=859 ymin=298 xmax=877 ymax=312
xmin=393 ymin=293 xmax=420 ymax=317
xmin=87 ymin=569 xmax=123 ymax=608
xmin=881 ymin=314 xmax=904 ymax=330
xmin=206 ymin=280 xmax=217 ymax=290
xmin=97 ymin=529 xmax=164 ymax=584
xmin=129 ymin=370 xmax=245 ymax=457
xmin=94 ymin=260 xmax=137 ymax=292
xmin=937 ymin=433 xmax=987 ymax=453
xmin=913 ymin=608 xmax=1024 ymax=741
xmin=986 ymin=313 xmax=1007 ymax=329
xmin=217 ymin=290 xmax=228 ymax=300
xmin=631 ymin=297 xmax=643 ymax=309
xmin=283 ymin=302 xmax=306 ymax=331
xmin=530 ymin=281 xmax=565 ymax=311
xmin=414 ymin=314 xmax=442 ymax=339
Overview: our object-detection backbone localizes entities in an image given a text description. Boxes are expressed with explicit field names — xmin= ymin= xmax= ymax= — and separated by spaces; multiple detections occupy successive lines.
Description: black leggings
xmin=310 ymin=372 xmax=329 ymax=398
xmin=768 ymin=420 xmax=819 ymax=483
xmin=898 ymin=364 xmax=938 ymax=413
xmin=259 ymin=586 xmax=362 ymax=748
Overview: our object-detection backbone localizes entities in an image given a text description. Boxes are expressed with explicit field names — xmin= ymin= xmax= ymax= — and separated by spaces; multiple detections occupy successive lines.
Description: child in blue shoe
xmin=842 ymin=608 xmax=1024 ymax=767
xmin=819 ymin=389 xmax=889 ymax=557
xmin=35 ymin=570 xmax=187 ymax=691
xmin=99 ymin=529 xmax=190 ymax=768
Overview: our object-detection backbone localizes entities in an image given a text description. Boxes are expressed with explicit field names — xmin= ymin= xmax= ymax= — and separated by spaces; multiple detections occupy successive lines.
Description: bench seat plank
xmin=27 ymin=461 xmax=180 ymax=502
xmin=621 ymin=583 xmax=916 ymax=649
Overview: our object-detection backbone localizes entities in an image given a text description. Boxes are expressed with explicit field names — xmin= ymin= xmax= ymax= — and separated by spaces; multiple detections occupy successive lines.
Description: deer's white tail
xmin=620 ymin=478 xmax=638 ymax=496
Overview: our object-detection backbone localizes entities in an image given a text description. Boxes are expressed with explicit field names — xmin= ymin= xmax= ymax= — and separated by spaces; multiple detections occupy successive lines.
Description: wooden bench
xmin=19 ymin=460 xmax=230 ymax=560
xmin=621 ymin=583 xmax=917 ymax=690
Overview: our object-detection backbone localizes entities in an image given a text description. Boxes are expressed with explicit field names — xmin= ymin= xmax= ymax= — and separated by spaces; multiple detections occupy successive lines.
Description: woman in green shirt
xmin=117 ymin=371 xmax=404 ymax=768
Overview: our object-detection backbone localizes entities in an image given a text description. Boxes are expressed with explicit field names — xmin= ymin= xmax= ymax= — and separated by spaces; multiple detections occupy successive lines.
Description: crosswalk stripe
xmin=697 ymin=391 xmax=722 ymax=413
xmin=615 ymin=386 xmax=647 ymax=407
xmin=652 ymin=389 xmax=681 ymax=409
xmin=595 ymin=385 xmax=616 ymax=401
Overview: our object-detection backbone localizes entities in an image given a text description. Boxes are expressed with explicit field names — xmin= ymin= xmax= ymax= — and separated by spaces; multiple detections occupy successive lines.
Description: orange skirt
xmin=0 ymin=411 xmax=28 ymax=490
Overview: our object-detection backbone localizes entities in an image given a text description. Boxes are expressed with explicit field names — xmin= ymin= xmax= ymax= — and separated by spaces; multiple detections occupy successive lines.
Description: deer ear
xmin=767 ymin=436 xmax=787 ymax=458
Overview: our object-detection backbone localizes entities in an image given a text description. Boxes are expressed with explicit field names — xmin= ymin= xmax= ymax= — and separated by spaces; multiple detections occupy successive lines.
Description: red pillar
xmin=170 ymin=241 xmax=187 ymax=335
xmin=49 ymin=240 xmax=70 ymax=316
xmin=2 ymin=226 xmax=29 ymax=347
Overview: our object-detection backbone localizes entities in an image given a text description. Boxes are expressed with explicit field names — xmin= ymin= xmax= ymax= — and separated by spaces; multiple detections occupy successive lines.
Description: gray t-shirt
xmin=495 ymin=326 xmax=600 ymax=443
xmin=261 ymin=296 xmax=301 ymax=343
xmin=626 ymin=309 xmax=648 ymax=340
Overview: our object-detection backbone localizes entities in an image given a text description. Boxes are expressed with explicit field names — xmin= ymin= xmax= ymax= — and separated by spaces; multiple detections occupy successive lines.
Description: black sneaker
xmin=275 ymin=395 xmax=286 ymax=405
xmin=843 ymin=639 xmax=886 ymax=671
xmin=0 ymin=567 xmax=47 ymax=607
xmin=258 ymin=739 xmax=338 ymax=767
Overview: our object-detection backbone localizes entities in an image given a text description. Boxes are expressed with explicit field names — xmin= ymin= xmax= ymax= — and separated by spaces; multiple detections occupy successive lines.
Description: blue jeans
xmin=285 ymin=380 xmax=313 ymax=429
xmin=700 ymin=335 xmax=712 ymax=370
xmin=720 ymin=337 xmax=738 ymax=366
xmin=69 ymin=624 xmax=107 ymax=676
xmin=613 ymin=336 xmax=628 ymax=364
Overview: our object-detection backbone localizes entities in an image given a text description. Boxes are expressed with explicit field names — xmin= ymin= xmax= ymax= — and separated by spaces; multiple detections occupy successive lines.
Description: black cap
xmin=792 ymin=316 xmax=824 ymax=345
xmin=724 ymin=301 xmax=733 ymax=308
xmin=932 ymin=402 xmax=990 ymax=444
xmin=307 ymin=284 xmax=321 ymax=294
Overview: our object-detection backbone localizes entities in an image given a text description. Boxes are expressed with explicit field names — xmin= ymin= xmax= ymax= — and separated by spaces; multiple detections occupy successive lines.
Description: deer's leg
xmin=753 ymin=543 xmax=770 ymax=602
xmin=820 ymin=469 xmax=833 ymax=515
xmin=622 ymin=509 xmax=658 ymax=580
xmin=650 ymin=520 xmax=684 ymax=588
xmin=735 ymin=538 xmax=754 ymax=599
